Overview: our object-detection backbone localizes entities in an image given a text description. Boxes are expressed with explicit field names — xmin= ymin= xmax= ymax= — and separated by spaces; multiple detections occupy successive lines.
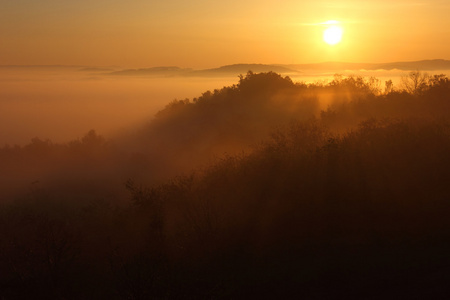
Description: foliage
xmin=1 ymin=71 xmax=450 ymax=298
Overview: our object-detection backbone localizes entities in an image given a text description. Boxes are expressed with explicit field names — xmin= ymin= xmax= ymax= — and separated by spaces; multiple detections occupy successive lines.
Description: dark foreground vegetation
xmin=1 ymin=71 xmax=450 ymax=299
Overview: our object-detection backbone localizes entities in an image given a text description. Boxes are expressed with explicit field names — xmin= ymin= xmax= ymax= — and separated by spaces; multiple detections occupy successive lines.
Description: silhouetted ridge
xmin=3 ymin=59 xmax=449 ymax=75
xmin=107 ymin=64 xmax=300 ymax=77
xmin=78 ymin=67 xmax=115 ymax=72
xmin=189 ymin=64 xmax=300 ymax=76
xmin=286 ymin=59 xmax=450 ymax=71
xmin=109 ymin=66 xmax=192 ymax=76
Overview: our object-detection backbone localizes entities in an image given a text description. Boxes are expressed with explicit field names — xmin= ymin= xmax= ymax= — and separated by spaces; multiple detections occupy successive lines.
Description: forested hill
xmin=1 ymin=71 xmax=450 ymax=298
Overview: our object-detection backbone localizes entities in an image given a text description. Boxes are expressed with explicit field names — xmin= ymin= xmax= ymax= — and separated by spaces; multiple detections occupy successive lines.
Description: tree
xmin=384 ymin=79 xmax=393 ymax=94
xmin=400 ymin=70 xmax=429 ymax=94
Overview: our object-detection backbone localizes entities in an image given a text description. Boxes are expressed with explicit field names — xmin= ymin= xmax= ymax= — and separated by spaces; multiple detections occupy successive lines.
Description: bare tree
xmin=400 ymin=70 xmax=430 ymax=94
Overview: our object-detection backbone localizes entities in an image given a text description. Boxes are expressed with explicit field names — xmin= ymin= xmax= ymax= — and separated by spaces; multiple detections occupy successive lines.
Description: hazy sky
xmin=1 ymin=0 xmax=449 ymax=68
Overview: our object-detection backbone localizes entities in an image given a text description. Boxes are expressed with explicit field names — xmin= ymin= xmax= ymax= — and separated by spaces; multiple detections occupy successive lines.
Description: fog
xmin=1 ymin=69 xmax=450 ymax=298
xmin=0 ymin=67 xmax=237 ymax=145
xmin=2 ymin=66 xmax=446 ymax=146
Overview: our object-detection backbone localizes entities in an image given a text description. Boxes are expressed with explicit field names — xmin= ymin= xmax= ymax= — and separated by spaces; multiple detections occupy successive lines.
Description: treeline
xmin=1 ymin=71 xmax=450 ymax=298
xmin=2 ymin=71 xmax=449 ymax=196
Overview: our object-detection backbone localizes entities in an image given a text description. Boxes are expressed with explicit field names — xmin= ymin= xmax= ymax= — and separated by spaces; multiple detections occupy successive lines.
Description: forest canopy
xmin=1 ymin=71 xmax=450 ymax=298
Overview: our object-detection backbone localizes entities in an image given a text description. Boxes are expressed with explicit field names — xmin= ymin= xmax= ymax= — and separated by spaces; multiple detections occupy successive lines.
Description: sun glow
xmin=323 ymin=24 xmax=343 ymax=45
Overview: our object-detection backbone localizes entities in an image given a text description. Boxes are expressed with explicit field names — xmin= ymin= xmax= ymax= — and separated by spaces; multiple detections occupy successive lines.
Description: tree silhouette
xmin=401 ymin=70 xmax=430 ymax=94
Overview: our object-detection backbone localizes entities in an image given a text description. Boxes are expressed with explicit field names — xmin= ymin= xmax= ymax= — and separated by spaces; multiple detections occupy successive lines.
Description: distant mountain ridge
xmin=284 ymin=59 xmax=450 ymax=72
xmin=107 ymin=64 xmax=300 ymax=77
xmin=109 ymin=66 xmax=193 ymax=76
xmin=2 ymin=60 xmax=449 ymax=77
xmin=188 ymin=64 xmax=300 ymax=76
xmin=106 ymin=60 xmax=450 ymax=77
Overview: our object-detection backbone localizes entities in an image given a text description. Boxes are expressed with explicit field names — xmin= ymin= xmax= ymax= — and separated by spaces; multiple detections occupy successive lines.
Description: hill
xmin=107 ymin=64 xmax=299 ymax=77
xmin=108 ymin=66 xmax=193 ymax=76
xmin=1 ymin=71 xmax=450 ymax=298
xmin=3 ymin=59 xmax=450 ymax=77
xmin=187 ymin=63 xmax=300 ymax=77
xmin=285 ymin=59 xmax=450 ymax=71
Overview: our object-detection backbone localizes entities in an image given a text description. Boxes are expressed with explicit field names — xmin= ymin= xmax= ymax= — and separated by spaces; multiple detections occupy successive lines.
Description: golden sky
xmin=1 ymin=0 xmax=449 ymax=68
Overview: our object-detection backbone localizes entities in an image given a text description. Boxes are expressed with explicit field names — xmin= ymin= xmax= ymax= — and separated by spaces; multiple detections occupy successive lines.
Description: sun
xmin=323 ymin=25 xmax=343 ymax=45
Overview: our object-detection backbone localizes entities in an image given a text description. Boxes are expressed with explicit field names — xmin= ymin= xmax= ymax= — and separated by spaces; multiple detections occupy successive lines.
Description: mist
xmin=0 ymin=67 xmax=237 ymax=145
xmin=1 ymin=68 xmax=449 ymax=200
xmin=2 ymin=66 xmax=448 ymax=146
xmin=1 ymin=67 xmax=450 ymax=298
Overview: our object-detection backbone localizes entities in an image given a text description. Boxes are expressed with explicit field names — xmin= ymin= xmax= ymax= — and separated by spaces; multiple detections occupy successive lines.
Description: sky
xmin=1 ymin=0 xmax=450 ymax=68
